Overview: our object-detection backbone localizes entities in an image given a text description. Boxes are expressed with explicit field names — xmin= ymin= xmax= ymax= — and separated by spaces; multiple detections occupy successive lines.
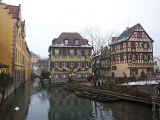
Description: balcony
xmin=51 ymin=56 xmax=91 ymax=62
xmin=128 ymin=63 xmax=154 ymax=68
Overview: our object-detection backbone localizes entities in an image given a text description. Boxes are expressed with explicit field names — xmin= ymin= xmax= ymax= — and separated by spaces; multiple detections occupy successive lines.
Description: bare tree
xmin=81 ymin=27 xmax=116 ymax=53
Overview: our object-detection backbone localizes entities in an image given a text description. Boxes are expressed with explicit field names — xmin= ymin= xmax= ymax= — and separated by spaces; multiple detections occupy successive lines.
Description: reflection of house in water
xmin=103 ymin=102 xmax=152 ymax=120
xmin=91 ymin=102 xmax=113 ymax=120
xmin=152 ymin=103 xmax=160 ymax=120
xmin=152 ymin=86 xmax=160 ymax=120
xmin=48 ymin=87 xmax=93 ymax=120
xmin=48 ymin=87 xmax=152 ymax=120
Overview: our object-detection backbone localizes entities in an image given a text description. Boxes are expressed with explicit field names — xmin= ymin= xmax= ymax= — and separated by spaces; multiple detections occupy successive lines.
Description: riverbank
xmin=66 ymin=83 xmax=155 ymax=105
xmin=0 ymin=80 xmax=31 ymax=106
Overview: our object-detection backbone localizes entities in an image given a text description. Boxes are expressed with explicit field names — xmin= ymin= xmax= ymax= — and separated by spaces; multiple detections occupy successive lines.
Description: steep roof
xmin=2 ymin=3 xmax=20 ymax=19
xmin=118 ymin=24 xmax=138 ymax=40
xmin=111 ymin=23 xmax=153 ymax=45
xmin=21 ymin=20 xmax=26 ymax=37
xmin=21 ymin=20 xmax=25 ymax=31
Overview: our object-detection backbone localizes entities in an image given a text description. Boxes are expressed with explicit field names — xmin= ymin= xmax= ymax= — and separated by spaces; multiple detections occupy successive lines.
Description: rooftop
xmin=52 ymin=32 xmax=91 ymax=47
xmin=2 ymin=3 xmax=20 ymax=19
xmin=111 ymin=23 xmax=153 ymax=45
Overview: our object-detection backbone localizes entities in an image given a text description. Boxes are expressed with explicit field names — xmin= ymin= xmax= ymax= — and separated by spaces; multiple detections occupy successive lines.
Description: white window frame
xmin=75 ymin=39 xmax=79 ymax=45
xmin=55 ymin=49 xmax=60 ymax=56
xmin=55 ymin=74 xmax=58 ymax=79
xmin=77 ymin=50 xmax=81 ymax=56
xmin=62 ymin=62 xmax=66 ymax=69
xmin=54 ymin=63 xmax=58 ymax=68
xmin=78 ymin=63 xmax=82 ymax=69
xmin=64 ymin=39 xmax=68 ymax=45
xmin=71 ymin=62 xmax=74 ymax=68
xmin=69 ymin=49 xmax=74 ymax=56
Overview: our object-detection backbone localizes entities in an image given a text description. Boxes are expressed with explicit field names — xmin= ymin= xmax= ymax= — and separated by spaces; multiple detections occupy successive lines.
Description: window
xmin=144 ymin=54 xmax=148 ymax=63
xmin=112 ymin=46 xmax=115 ymax=52
xmin=54 ymin=74 xmax=58 ymax=79
xmin=55 ymin=49 xmax=60 ymax=56
xmin=71 ymin=62 xmax=74 ymax=68
xmin=120 ymin=54 xmax=124 ymax=61
xmin=69 ymin=49 xmax=74 ymax=56
xmin=77 ymin=74 xmax=81 ymax=78
xmin=62 ymin=63 xmax=66 ymax=68
xmin=75 ymin=39 xmax=79 ymax=45
xmin=54 ymin=63 xmax=58 ymax=68
xmin=78 ymin=63 xmax=82 ymax=69
xmin=64 ymin=39 xmax=68 ymax=45
xmin=131 ymin=42 xmax=136 ymax=49
xmin=85 ymin=62 xmax=89 ymax=68
xmin=143 ymin=42 xmax=148 ymax=49
xmin=63 ymin=74 xmax=66 ymax=79
xmin=137 ymin=31 xmax=142 ymax=38
xmin=81 ymin=50 xmax=85 ymax=56
xmin=85 ymin=49 xmax=89 ymax=56
xmin=112 ymin=66 xmax=117 ymax=70
xmin=77 ymin=50 xmax=81 ymax=56
xmin=120 ymin=44 xmax=123 ymax=50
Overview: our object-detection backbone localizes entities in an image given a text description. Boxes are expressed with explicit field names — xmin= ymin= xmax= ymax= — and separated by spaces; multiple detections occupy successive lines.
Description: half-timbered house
xmin=110 ymin=23 xmax=154 ymax=78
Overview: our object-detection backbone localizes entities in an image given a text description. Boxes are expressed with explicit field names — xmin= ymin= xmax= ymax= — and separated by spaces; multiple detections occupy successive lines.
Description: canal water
xmin=0 ymin=78 xmax=153 ymax=120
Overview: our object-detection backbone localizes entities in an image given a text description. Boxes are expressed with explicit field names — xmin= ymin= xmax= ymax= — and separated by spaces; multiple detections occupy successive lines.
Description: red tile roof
xmin=3 ymin=3 xmax=20 ymax=19
xmin=59 ymin=32 xmax=84 ymax=40
xmin=52 ymin=32 xmax=89 ymax=46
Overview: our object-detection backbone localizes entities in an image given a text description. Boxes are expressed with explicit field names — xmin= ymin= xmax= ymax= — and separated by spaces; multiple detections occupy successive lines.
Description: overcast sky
xmin=4 ymin=0 xmax=160 ymax=58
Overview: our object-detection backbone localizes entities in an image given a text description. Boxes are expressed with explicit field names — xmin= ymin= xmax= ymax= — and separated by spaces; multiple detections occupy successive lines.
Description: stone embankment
xmin=66 ymin=83 xmax=157 ymax=105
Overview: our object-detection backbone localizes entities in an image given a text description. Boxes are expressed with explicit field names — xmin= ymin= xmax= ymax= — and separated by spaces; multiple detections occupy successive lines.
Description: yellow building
xmin=49 ymin=32 xmax=92 ymax=82
xmin=0 ymin=3 xmax=31 ymax=87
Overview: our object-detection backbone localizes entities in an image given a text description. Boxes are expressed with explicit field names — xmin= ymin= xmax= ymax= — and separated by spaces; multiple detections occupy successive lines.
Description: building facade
xmin=0 ymin=3 xmax=31 ymax=87
xmin=110 ymin=23 xmax=154 ymax=78
xmin=49 ymin=32 xmax=92 ymax=82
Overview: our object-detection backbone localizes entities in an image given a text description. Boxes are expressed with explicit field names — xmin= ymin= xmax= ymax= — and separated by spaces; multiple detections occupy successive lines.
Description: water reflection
xmin=26 ymin=91 xmax=49 ymax=120
xmin=0 ymin=82 xmax=31 ymax=120
xmin=47 ymin=87 xmax=152 ymax=120
xmin=0 ymin=80 xmax=153 ymax=120
xmin=152 ymin=103 xmax=160 ymax=120
xmin=48 ymin=87 xmax=93 ymax=120
xmin=105 ymin=102 xmax=152 ymax=120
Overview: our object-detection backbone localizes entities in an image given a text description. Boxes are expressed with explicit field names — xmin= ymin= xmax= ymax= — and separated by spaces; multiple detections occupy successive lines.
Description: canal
xmin=0 ymin=79 xmax=153 ymax=120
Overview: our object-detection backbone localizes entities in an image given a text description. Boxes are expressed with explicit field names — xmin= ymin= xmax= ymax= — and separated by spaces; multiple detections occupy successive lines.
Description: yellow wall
xmin=112 ymin=64 xmax=151 ymax=78
xmin=0 ymin=3 xmax=31 ymax=81
xmin=0 ymin=3 xmax=17 ymax=75
xmin=112 ymin=64 xmax=130 ymax=77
